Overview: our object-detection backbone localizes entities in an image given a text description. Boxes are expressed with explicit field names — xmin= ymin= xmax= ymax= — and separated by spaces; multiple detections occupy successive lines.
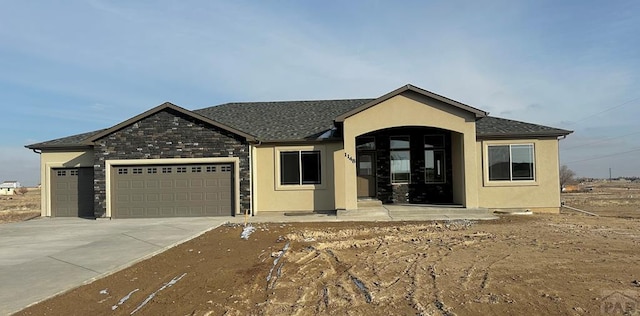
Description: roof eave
xmin=256 ymin=138 xmax=344 ymax=144
xmin=476 ymin=131 xmax=573 ymax=140
xmin=25 ymin=144 xmax=94 ymax=150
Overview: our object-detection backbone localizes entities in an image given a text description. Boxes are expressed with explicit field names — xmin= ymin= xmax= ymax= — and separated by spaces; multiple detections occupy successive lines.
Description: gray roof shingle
xmin=476 ymin=116 xmax=571 ymax=138
xmin=26 ymin=129 xmax=106 ymax=149
xmin=26 ymin=99 xmax=571 ymax=149
xmin=194 ymin=99 xmax=374 ymax=141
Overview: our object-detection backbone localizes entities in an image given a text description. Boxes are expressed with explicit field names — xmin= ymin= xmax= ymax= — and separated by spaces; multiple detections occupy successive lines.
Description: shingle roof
xmin=26 ymin=98 xmax=571 ymax=149
xmin=194 ymin=99 xmax=374 ymax=141
xmin=476 ymin=116 xmax=572 ymax=138
xmin=26 ymin=129 xmax=106 ymax=149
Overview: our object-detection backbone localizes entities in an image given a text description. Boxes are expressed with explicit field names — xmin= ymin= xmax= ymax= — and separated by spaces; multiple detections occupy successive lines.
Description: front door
xmin=357 ymin=152 xmax=376 ymax=197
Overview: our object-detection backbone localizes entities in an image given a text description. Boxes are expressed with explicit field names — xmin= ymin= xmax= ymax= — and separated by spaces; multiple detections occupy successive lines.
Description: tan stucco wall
xmin=39 ymin=149 xmax=94 ymax=217
xmin=342 ymin=92 xmax=480 ymax=210
xmin=252 ymin=142 xmax=341 ymax=213
xmin=476 ymin=138 xmax=562 ymax=212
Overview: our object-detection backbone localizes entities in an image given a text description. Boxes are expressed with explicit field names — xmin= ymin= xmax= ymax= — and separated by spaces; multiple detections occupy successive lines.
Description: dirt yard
xmin=562 ymin=181 xmax=640 ymax=218
xmin=11 ymin=183 xmax=640 ymax=315
xmin=0 ymin=188 xmax=40 ymax=224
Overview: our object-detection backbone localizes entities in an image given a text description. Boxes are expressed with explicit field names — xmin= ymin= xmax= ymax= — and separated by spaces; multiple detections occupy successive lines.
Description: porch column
xmin=462 ymin=131 xmax=479 ymax=208
xmin=343 ymin=132 xmax=358 ymax=210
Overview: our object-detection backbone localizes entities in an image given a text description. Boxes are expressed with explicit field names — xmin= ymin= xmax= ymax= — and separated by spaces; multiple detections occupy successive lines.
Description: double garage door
xmin=111 ymin=163 xmax=233 ymax=218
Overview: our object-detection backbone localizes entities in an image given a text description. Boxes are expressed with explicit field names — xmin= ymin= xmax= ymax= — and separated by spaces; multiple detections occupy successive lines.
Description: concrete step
xmin=357 ymin=199 xmax=383 ymax=208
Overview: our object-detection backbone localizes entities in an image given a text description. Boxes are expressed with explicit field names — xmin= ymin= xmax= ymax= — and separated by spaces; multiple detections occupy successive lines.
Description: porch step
xmin=357 ymin=199 xmax=383 ymax=208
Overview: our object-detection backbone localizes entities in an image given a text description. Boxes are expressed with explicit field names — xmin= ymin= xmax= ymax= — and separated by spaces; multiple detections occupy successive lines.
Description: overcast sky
xmin=1 ymin=1 xmax=639 ymax=186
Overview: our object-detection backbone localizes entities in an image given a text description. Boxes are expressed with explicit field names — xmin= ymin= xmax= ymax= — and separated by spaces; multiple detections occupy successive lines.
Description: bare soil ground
xmin=562 ymin=181 xmax=640 ymax=218
xmin=13 ymin=183 xmax=640 ymax=315
xmin=0 ymin=188 xmax=40 ymax=224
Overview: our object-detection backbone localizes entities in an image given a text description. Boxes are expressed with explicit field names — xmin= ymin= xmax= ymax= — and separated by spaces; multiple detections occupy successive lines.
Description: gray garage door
xmin=51 ymin=168 xmax=95 ymax=217
xmin=111 ymin=163 xmax=233 ymax=218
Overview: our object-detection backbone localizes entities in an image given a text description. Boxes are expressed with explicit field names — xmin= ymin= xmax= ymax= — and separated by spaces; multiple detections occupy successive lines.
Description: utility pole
xmin=609 ymin=168 xmax=612 ymax=181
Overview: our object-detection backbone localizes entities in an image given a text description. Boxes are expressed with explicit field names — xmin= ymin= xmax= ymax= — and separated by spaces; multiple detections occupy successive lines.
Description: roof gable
xmin=335 ymin=84 xmax=488 ymax=122
xmin=86 ymin=102 xmax=257 ymax=143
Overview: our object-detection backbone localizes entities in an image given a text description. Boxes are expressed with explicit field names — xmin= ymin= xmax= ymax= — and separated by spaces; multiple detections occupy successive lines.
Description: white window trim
xmin=274 ymin=146 xmax=326 ymax=191
xmin=483 ymin=141 xmax=538 ymax=187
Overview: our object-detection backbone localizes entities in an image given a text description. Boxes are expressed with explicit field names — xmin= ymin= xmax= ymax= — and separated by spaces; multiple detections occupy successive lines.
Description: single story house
xmin=26 ymin=84 xmax=572 ymax=218
xmin=0 ymin=181 xmax=20 ymax=195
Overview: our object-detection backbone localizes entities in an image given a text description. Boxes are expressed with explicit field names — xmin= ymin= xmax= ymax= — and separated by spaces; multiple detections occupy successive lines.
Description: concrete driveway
xmin=0 ymin=207 xmax=497 ymax=315
xmin=0 ymin=217 xmax=238 ymax=315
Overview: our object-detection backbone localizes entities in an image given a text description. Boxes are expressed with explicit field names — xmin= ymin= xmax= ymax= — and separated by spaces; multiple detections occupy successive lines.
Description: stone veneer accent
xmin=92 ymin=109 xmax=250 ymax=217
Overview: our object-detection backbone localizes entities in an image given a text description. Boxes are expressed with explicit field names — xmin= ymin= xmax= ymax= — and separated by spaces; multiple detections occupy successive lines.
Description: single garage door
xmin=51 ymin=168 xmax=95 ymax=217
xmin=111 ymin=163 xmax=233 ymax=218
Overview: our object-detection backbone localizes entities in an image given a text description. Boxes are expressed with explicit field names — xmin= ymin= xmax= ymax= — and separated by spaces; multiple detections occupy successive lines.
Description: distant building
xmin=0 ymin=181 xmax=21 ymax=195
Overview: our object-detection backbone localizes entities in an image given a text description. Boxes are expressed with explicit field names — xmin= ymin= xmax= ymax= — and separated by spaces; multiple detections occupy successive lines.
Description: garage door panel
xmin=161 ymin=193 xmax=174 ymax=201
xmin=131 ymin=180 xmax=144 ymax=189
xmin=147 ymin=194 xmax=159 ymax=202
xmin=146 ymin=180 xmax=159 ymax=188
xmin=117 ymin=181 xmax=130 ymax=189
xmin=175 ymin=179 xmax=188 ymax=188
xmin=161 ymin=180 xmax=173 ymax=188
xmin=112 ymin=163 xmax=233 ymax=218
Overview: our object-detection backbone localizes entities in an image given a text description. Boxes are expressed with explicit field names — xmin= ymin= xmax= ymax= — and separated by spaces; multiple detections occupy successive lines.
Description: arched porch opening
xmin=355 ymin=126 xmax=465 ymax=205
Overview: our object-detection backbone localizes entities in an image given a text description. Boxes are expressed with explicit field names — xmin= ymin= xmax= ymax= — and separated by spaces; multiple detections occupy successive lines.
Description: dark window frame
xmin=424 ymin=135 xmax=446 ymax=184
xmin=390 ymin=136 xmax=411 ymax=184
xmin=487 ymin=144 xmax=535 ymax=182
xmin=279 ymin=150 xmax=322 ymax=185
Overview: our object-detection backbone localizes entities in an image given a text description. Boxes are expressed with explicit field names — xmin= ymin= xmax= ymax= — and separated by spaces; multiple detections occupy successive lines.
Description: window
xmin=356 ymin=137 xmax=376 ymax=150
xmin=280 ymin=151 xmax=321 ymax=185
xmin=162 ymin=167 xmax=172 ymax=174
xmin=191 ymin=166 xmax=202 ymax=173
xmin=176 ymin=167 xmax=187 ymax=173
xmin=118 ymin=168 xmax=128 ymax=175
xmin=57 ymin=170 xmax=66 ymax=177
xmin=132 ymin=168 xmax=143 ymax=174
xmin=220 ymin=165 xmax=232 ymax=172
xmin=425 ymin=135 xmax=445 ymax=183
xmin=390 ymin=136 xmax=410 ymax=184
xmin=147 ymin=167 xmax=157 ymax=174
xmin=206 ymin=166 xmax=216 ymax=173
xmin=69 ymin=170 xmax=78 ymax=176
xmin=488 ymin=144 xmax=535 ymax=181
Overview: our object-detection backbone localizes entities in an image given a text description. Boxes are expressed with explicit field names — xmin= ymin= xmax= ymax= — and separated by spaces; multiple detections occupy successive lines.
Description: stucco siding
xmin=476 ymin=138 xmax=561 ymax=212
xmin=342 ymin=92 xmax=479 ymax=210
xmin=253 ymin=143 xmax=340 ymax=212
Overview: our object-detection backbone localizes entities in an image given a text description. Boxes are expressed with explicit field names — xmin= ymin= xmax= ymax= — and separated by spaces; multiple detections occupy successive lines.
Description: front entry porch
xmin=355 ymin=127 xmax=458 ymax=205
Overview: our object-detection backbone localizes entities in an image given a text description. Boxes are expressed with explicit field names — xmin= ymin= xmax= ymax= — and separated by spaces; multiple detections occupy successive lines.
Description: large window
xmin=488 ymin=144 xmax=535 ymax=181
xmin=390 ymin=136 xmax=410 ymax=184
xmin=280 ymin=151 xmax=321 ymax=185
xmin=424 ymin=135 xmax=445 ymax=183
